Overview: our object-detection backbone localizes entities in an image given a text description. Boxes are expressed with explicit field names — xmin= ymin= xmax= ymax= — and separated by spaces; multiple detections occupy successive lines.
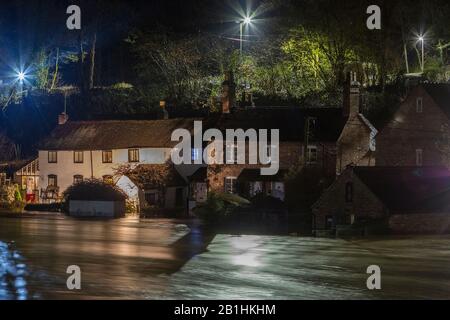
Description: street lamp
xmin=418 ymin=36 xmax=424 ymax=73
xmin=17 ymin=71 xmax=26 ymax=82
xmin=239 ymin=16 xmax=253 ymax=57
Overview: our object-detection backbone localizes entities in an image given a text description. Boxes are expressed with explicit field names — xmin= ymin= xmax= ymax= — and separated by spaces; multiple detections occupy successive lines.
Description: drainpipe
xmin=90 ymin=150 xmax=94 ymax=179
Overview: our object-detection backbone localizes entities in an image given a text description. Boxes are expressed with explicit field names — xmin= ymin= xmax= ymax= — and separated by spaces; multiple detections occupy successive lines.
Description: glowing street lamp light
xmin=239 ymin=16 xmax=253 ymax=56
xmin=17 ymin=71 xmax=26 ymax=82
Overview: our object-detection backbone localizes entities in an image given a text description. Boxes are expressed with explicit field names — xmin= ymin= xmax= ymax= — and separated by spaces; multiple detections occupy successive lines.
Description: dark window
xmin=74 ymin=151 xmax=84 ymax=163
xmin=345 ymin=182 xmax=353 ymax=203
xmin=48 ymin=175 xmax=58 ymax=187
xmin=325 ymin=215 xmax=334 ymax=230
xmin=48 ymin=151 xmax=57 ymax=163
xmin=128 ymin=149 xmax=140 ymax=163
xmin=145 ymin=193 xmax=157 ymax=206
xmin=102 ymin=150 xmax=113 ymax=163
xmin=73 ymin=175 xmax=83 ymax=184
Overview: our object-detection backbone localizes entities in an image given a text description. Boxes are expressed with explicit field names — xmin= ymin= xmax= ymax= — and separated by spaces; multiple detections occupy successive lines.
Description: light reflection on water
xmin=0 ymin=242 xmax=28 ymax=300
xmin=0 ymin=216 xmax=195 ymax=300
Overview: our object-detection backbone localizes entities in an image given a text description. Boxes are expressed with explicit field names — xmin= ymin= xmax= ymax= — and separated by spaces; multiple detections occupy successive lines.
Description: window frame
xmin=48 ymin=174 xmax=58 ymax=187
xmin=102 ymin=150 xmax=113 ymax=164
xmin=224 ymin=176 xmax=238 ymax=194
xmin=48 ymin=151 xmax=58 ymax=163
xmin=416 ymin=97 xmax=423 ymax=113
xmin=73 ymin=151 xmax=84 ymax=164
xmin=306 ymin=145 xmax=318 ymax=164
xmin=128 ymin=148 xmax=140 ymax=163
xmin=73 ymin=175 xmax=83 ymax=184
xmin=225 ymin=143 xmax=238 ymax=164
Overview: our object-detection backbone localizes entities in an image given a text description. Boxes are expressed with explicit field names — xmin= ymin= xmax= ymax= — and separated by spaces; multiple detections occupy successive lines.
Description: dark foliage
xmin=63 ymin=179 xmax=127 ymax=201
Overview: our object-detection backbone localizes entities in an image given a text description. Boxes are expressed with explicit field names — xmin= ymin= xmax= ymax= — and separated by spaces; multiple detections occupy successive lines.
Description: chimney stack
xmin=58 ymin=112 xmax=69 ymax=125
xmin=343 ymin=71 xmax=360 ymax=118
xmin=160 ymin=100 xmax=169 ymax=119
xmin=222 ymin=71 xmax=236 ymax=114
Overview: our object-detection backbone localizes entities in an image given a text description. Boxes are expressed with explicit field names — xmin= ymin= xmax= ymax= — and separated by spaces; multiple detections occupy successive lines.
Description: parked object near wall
xmin=63 ymin=180 xmax=127 ymax=218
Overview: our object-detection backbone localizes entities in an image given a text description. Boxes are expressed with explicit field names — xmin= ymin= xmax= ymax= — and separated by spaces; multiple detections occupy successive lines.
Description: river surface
xmin=2 ymin=214 xmax=450 ymax=300
xmin=0 ymin=214 xmax=201 ymax=299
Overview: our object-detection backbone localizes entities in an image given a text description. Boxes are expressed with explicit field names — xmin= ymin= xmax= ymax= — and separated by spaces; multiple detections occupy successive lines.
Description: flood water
xmin=0 ymin=214 xmax=205 ymax=300
xmin=2 ymin=214 xmax=450 ymax=300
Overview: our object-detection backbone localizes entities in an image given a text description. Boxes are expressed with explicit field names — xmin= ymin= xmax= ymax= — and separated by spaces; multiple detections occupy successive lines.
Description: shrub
xmin=63 ymin=179 xmax=127 ymax=202
xmin=194 ymin=192 xmax=250 ymax=225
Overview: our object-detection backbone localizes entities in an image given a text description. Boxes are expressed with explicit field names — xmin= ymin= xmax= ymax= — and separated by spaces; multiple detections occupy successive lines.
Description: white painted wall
xmin=38 ymin=148 xmax=171 ymax=196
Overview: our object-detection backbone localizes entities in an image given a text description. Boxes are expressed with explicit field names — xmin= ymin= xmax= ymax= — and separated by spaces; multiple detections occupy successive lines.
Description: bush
xmin=194 ymin=192 xmax=250 ymax=225
xmin=63 ymin=179 xmax=127 ymax=202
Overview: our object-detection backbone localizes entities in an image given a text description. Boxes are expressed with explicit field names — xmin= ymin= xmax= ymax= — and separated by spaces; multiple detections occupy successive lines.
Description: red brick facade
xmin=376 ymin=85 xmax=448 ymax=167
xmin=312 ymin=167 xmax=386 ymax=230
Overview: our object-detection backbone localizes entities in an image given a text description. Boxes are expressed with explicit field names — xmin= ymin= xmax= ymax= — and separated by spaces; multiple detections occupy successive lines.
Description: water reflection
xmin=0 ymin=216 xmax=197 ymax=300
xmin=0 ymin=242 xmax=28 ymax=300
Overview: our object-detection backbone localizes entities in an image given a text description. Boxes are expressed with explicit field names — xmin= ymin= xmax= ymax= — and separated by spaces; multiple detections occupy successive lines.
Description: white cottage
xmin=37 ymin=118 xmax=204 ymax=205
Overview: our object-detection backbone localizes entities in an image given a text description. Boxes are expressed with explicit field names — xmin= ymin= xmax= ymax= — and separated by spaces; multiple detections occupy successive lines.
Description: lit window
xmin=48 ymin=151 xmax=57 ymax=163
xmin=128 ymin=149 xmax=140 ymax=163
xmin=74 ymin=151 xmax=84 ymax=163
xmin=307 ymin=145 xmax=318 ymax=164
xmin=225 ymin=177 xmax=237 ymax=194
xmin=48 ymin=175 xmax=57 ymax=187
xmin=225 ymin=144 xmax=238 ymax=164
xmin=191 ymin=148 xmax=201 ymax=162
xmin=416 ymin=97 xmax=423 ymax=113
xmin=416 ymin=149 xmax=423 ymax=166
xmin=102 ymin=150 xmax=113 ymax=163
xmin=73 ymin=175 xmax=83 ymax=184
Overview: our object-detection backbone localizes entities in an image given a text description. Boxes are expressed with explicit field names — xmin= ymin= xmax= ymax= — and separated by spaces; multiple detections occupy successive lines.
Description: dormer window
xmin=416 ymin=97 xmax=423 ymax=113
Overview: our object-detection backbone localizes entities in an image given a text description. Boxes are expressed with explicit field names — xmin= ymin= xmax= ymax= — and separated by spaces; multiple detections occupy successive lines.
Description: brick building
xmin=376 ymin=84 xmax=450 ymax=167
xmin=312 ymin=166 xmax=450 ymax=234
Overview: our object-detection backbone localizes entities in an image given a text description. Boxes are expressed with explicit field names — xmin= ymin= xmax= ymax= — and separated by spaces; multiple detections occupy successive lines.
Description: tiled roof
xmin=39 ymin=119 xmax=200 ymax=150
xmin=354 ymin=166 xmax=450 ymax=213
xmin=205 ymin=107 xmax=347 ymax=142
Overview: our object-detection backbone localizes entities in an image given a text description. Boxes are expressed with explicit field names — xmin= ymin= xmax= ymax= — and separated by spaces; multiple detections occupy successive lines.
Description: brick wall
xmin=389 ymin=212 xmax=450 ymax=234
xmin=207 ymin=141 xmax=336 ymax=193
xmin=376 ymin=86 xmax=448 ymax=166
xmin=313 ymin=168 xmax=386 ymax=229
xmin=337 ymin=115 xmax=375 ymax=174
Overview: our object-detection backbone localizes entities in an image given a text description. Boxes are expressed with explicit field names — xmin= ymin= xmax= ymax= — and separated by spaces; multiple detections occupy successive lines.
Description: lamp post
xmin=239 ymin=16 xmax=252 ymax=57
xmin=419 ymin=36 xmax=424 ymax=72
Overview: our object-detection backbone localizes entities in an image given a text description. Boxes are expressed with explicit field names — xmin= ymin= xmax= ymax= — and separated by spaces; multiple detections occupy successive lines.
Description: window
xmin=307 ymin=146 xmax=318 ymax=164
xmin=145 ymin=192 xmax=157 ymax=206
xmin=128 ymin=149 xmax=140 ymax=163
xmin=225 ymin=177 xmax=237 ymax=194
xmin=345 ymin=182 xmax=353 ymax=203
xmin=73 ymin=175 xmax=83 ymax=184
xmin=225 ymin=144 xmax=238 ymax=164
xmin=103 ymin=175 xmax=114 ymax=185
xmin=48 ymin=151 xmax=57 ymax=163
xmin=48 ymin=175 xmax=57 ymax=187
xmin=102 ymin=150 xmax=113 ymax=163
xmin=416 ymin=149 xmax=423 ymax=166
xmin=325 ymin=215 xmax=334 ymax=230
xmin=74 ymin=151 xmax=84 ymax=163
xmin=416 ymin=97 xmax=423 ymax=113
xmin=191 ymin=148 xmax=201 ymax=162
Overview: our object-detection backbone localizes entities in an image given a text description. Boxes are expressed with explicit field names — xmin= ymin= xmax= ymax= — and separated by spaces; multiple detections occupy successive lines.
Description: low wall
xmin=389 ymin=212 xmax=450 ymax=234
xmin=69 ymin=200 xmax=125 ymax=218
